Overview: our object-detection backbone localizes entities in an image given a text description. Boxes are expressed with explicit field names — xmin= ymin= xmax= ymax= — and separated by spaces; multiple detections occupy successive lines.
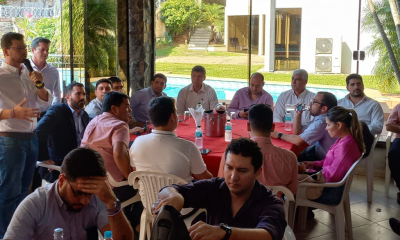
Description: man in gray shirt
xmin=338 ymin=74 xmax=384 ymax=135
xmin=4 ymin=147 xmax=133 ymax=240
xmin=85 ymin=79 xmax=112 ymax=119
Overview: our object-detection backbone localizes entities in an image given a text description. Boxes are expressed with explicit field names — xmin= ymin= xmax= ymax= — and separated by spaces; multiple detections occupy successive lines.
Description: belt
xmin=0 ymin=132 xmax=35 ymax=139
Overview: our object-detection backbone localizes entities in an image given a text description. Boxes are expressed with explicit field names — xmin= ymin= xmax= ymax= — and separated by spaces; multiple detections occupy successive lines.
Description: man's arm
xmin=386 ymin=124 xmax=400 ymax=133
xmin=209 ymin=88 xmax=219 ymax=110
xmin=29 ymin=71 xmax=49 ymax=102
xmin=193 ymin=169 xmax=213 ymax=180
xmin=113 ymin=141 xmax=132 ymax=180
xmin=176 ymin=88 xmax=187 ymax=115
xmin=293 ymin=110 xmax=303 ymax=135
xmin=0 ymin=98 xmax=40 ymax=121
xmin=154 ymin=187 xmax=185 ymax=214
xmin=226 ymin=92 xmax=242 ymax=119
xmin=368 ymin=102 xmax=384 ymax=135
xmin=52 ymin=74 xmax=62 ymax=105
xmin=36 ymin=106 xmax=57 ymax=161
xmin=272 ymin=94 xmax=285 ymax=122
xmin=271 ymin=131 xmax=307 ymax=146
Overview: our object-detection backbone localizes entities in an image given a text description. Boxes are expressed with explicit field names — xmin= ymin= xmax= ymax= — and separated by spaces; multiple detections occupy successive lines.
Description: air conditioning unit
xmin=315 ymin=36 xmax=342 ymax=73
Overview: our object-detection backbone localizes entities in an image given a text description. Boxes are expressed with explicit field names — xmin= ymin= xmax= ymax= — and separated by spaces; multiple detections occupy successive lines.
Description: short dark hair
xmin=1 ymin=32 xmax=24 ymax=49
xmin=148 ymin=96 xmax=175 ymax=127
xmin=191 ymin=65 xmax=206 ymax=75
xmin=318 ymin=91 xmax=337 ymax=110
xmin=250 ymin=72 xmax=264 ymax=81
xmin=102 ymin=91 xmax=130 ymax=112
xmin=248 ymin=104 xmax=273 ymax=133
xmin=95 ymin=78 xmax=112 ymax=89
xmin=61 ymin=147 xmax=106 ymax=182
xmin=66 ymin=82 xmax=84 ymax=94
xmin=346 ymin=74 xmax=363 ymax=86
xmin=31 ymin=37 xmax=51 ymax=49
xmin=224 ymin=137 xmax=263 ymax=173
xmin=152 ymin=73 xmax=168 ymax=83
xmin=108 ymin=76 xmax=123 ymax=85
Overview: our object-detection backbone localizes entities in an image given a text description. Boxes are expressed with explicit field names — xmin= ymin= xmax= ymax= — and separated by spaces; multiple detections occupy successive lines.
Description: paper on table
xmin=188 ymin=107 xmax=204 ymax=127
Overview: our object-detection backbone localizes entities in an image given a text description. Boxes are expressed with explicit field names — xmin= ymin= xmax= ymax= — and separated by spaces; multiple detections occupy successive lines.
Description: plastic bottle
xmin=285 ymin=111 xmax=293 ymax=132
xmin=225 ymin=118 xmax=232 ymax=142
xmin=195 ymin=126 xmax=203 ymax=149
xmin=285 ymin=104 xmax=310 ymax=112
xmin=196 ymin=102 xmax=202 ymax=110
xmin=104 ymin=231 xmax=113 ymax=240
xmin=54 ymin=228 xmax=63 ymax=240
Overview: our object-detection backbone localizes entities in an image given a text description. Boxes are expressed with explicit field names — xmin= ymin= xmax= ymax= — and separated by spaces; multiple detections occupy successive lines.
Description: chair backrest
xmin=128 ymin=171 xmax=188 ymax=212
xmin=265 ymin=186 xmax=294 ymax=222
xmin=338 ymin=154 xmax=363 ymax=205
xmin=386 ymin=132 xmax=393 ymax=155
xmin=106 ymin=172 xmax=128 ymax=188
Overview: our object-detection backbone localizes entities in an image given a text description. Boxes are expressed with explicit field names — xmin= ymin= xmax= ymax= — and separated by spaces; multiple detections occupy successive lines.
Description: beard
xmin=71 ymin=98 xmax=85 ymax=110
xmin=59 ymin=184 xmax=85 ymax=213
xmin=350 ymin=89 xmax=363 ymax=98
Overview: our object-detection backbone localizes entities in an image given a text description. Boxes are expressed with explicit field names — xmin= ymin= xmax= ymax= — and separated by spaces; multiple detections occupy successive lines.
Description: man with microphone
xmin=0 ymin=32 xmax=53 ymax=238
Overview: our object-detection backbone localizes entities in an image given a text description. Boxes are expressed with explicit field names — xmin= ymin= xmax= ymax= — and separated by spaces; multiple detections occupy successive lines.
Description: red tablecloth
xmin=130 ymin=120 xmax=305 ymax=177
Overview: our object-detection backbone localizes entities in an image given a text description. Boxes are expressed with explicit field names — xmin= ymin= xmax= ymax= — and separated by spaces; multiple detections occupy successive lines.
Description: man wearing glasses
xmin=3 ymin=147 xmax=134 ymax=240
xmin=271 ymin=92 xmax=338 ymax=162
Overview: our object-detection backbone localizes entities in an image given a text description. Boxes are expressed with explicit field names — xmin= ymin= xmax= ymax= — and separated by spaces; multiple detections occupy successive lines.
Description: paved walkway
xmin=156 ymin=55 xmax=266 ymax=65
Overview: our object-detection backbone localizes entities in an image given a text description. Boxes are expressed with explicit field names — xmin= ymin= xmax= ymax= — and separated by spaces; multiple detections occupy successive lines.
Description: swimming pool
xmin=164 ymin=77 xmax=349 ymax=102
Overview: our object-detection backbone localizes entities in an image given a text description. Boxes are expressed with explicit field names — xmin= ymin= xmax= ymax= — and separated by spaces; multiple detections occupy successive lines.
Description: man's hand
xmin=188 ymin=221 xmax=226 ymax=240
xmin=77 ymin=176 xmax=117 ymax=208
xmin=302 ymin=161 xmax=315 ymax=169
xmin=152 ymin=192 xmax=184 ymax=219
xmin=28 ymin=71 xmax=44 ymax=85
xmin=270 ymin=130 xmax=278 ymax=139
xmin=298 ymin=163 xmax=306 ymax=174
xmin=294 ymin=104 xmax=305 ymax=116
xmin=238 ymin=110 xmax=249 ymax=119
xmin=129 ymin=127 xmax=144 ymax=135
xmin=43 ymin=160 xmax=56 ymax=172
xmin=13 ymin=98 xmax=40 ymax=122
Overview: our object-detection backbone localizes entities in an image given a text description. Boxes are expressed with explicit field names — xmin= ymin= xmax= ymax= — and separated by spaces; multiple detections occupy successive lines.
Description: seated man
xmin=218 ymin=104 xmax=298 ymax=195
xmin=154 ymin=138 xmax=286 ymax=240
xmin=4 ymin=147 xmax=133 ymax=240
xmin=271 ymin=91 xmax=338 ymax=162
xmin=176 ymin=65 xmax=219 ymax=114
xmin=338 ymin=74 xmax=384 ymax=135
xmin=85 ymin=78 xmax=112 ymax=119
xmin=130 ymin=96 xmax=212 ymax=182
xmin=273 ymin=69 xmax=316 ymax=127
xmin=81 ymin=91 xmax=142 ymax=231
xmin=386 ymin=103 xmax=400 ymax=204
xmin=109 ymin=76 xmax=124 ymax=92
xmin=130 ymin=73 xmax=168 ymax=125
xmin=227 ymin=73 xmax=273 ymax=119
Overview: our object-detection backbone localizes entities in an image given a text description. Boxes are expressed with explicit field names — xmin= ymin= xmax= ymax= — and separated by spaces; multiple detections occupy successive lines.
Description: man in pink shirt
xmin=81 ymin=91 xmax=142 ymax=232
xmin=218 ymin=104 xmax=298 ymax=195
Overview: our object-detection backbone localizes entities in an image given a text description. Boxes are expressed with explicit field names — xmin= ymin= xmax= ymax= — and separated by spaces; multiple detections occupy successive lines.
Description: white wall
xmin=225 ymin=0 xmax=379 ymax=76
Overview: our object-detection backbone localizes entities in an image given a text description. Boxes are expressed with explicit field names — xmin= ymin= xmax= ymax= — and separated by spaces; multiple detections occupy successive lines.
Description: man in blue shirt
xmin=271 ymin=91 xmax=338 ymax=162
xmin=153 ymin=137 xmax=286 ymax=240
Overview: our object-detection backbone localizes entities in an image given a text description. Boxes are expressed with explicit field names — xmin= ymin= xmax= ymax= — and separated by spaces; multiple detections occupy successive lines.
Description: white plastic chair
xmin=385 ymin=132 xmax=394 ymax=196
xmin=128 ymin=171 xmax=206 ymax=240
xmin=364 ymin=134 xmax=380 ymax=203
xmin=36 ymin=161 xmax=61 ymax=173
xmin=265 ymin=186 xmax=295 ymax=229
xmin=296 ymin=155 xmax=363 ymax=240
xmin=106 ymin=172 xmax=141 ymax=208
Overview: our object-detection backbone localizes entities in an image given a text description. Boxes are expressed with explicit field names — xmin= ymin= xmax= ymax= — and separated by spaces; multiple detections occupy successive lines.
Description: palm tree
xmin=201 ymin=3 xmax=224 ymax=42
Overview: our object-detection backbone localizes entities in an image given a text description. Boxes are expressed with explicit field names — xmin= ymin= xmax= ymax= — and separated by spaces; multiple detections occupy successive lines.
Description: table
xmin=130 ymin=119 xmax=306 ymax=177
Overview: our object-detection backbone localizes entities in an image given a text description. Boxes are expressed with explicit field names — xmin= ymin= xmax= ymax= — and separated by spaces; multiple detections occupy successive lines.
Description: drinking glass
xmin=230 ymin=112 xmax=236 ymax=125
xmin=183 ymin=111 xmax=191 ymax=124
xmin=176 ymin=114 xmax=184 ymax=131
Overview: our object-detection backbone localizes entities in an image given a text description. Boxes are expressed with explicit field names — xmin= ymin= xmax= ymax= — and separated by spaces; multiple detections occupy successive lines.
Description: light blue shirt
xmin=68 ymin=105 xmax=85 ymax=146
xmin=299 ymin=113 xmax=338 ymax=159
xmin=130 ymin=87 xmax=167 ymax=123
xmin=85 ymin=98 xmax=102 ymax=119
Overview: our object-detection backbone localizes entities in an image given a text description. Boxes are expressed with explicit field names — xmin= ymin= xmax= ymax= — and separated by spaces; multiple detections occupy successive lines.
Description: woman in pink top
xmin=299 ymin=106 xmax=365 ymax=204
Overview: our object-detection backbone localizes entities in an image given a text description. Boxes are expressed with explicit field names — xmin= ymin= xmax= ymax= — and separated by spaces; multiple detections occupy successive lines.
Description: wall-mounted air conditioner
xmin=315 ymin=36 xmax=342 ymax=73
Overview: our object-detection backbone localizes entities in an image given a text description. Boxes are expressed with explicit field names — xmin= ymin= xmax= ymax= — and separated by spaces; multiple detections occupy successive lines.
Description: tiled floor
xmin=293 ymin=174 xmax=400 ymax=240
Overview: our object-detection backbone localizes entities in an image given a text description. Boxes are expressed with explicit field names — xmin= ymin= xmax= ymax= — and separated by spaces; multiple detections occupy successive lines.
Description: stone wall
xmin=0 ymin=21 xmax=12 ymax=34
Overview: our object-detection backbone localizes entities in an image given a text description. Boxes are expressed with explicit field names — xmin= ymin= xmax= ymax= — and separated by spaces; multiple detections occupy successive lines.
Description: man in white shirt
xmin=273 ymin=69 xmax=316 ymax=128
xmin=176 ymin=65 xmax=219 ymax=115
xmin=338 ymin=74 xmax=384 ymax=135
xmin=130 ymin=96 xmax=213 ymax=182
xmin=30 ymin=37 xmax=61 ymax=111
xmin=85 ymin=78 xmax=112 ymax=119
xmin=0 ymin=32 xmax=53 ymax=238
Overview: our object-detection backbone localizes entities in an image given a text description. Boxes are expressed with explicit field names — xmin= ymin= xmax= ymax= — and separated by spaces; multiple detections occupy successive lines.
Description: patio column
xmin=264 ymin=0 xmax=276 ymax=72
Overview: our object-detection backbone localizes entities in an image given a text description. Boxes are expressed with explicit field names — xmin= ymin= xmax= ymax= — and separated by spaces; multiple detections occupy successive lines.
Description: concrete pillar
xmin=258 ymin=14 xmax=263 ymax=56
xmin=264 ymin=0 xmax=276 ymax=72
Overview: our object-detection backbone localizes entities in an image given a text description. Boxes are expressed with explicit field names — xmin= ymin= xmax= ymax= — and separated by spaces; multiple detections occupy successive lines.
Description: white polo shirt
xmin=176 ymin=83 xmax=219 ymax=115
xmin=130 ymin=130 xmax=207 ymax=182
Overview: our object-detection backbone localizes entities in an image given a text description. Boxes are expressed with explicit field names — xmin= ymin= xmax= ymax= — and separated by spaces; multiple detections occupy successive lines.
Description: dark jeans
xmin=388 ymin=138 xmax=400 ymax=191
xmin=113 ymin=185 xmax=143 ymax=229
xmin=0 ymin=135 xmax=38 ymax=238
xmin=298 ymin=145 xmax=322 ymax=162
xmin=311 ymin=184 xmax=345 ymax=206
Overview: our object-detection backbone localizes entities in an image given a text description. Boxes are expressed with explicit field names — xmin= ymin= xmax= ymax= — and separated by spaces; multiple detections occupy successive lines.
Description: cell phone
xmin=200 ymin=149 xmax=211 ymax=154
xmin=244 ymin=109 xmax=249 ymax=112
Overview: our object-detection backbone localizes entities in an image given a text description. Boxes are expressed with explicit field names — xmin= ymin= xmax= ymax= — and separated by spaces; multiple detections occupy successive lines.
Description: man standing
xmin=338 ymin=74 xmax=384 ymax=135
xmin=227 ymin=73 xmax=273 ymax=119
xmin=85 ymin=78 xmax=112 ymax=119
xmin=0 ymin=32 xmax=53 ymax=238
xmin=109 ymin=76 xmax=124 ymax=92
xmin=177 ymin=65 xmax=219 ymax=114
xmin=30 ymin=37 xmax=61 ymax=111
xmin=271 ymin=92 xmax=338 ymax=162
xmin=273 ymin=69 xmax=316 ymax=127
xmin=36 ymin=82 xmax=90 ymax=184
xmin=130 ymin=73 xmax=168 ymax=125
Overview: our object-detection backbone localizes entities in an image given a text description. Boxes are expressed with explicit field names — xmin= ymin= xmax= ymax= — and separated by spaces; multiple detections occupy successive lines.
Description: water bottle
xmin=285 ymin=111 xmax=293 ymax=132
xmin=104 ymin=231 xmax=113 ymax=240
xmin=285 ymin=104 xmax=310 ymax=112
xmin=54 ymin=228 xmax=63 ymax=240
xmin=195 ymin=126 xmax=203 ymax=149
xmin=225 ymin=119 xmax=232 ymax=142
xmin=196 ymin=102 xmax=202 ymax=110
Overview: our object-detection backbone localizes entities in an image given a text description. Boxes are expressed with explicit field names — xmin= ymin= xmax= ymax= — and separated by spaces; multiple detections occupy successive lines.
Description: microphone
xmin=23 ymin=59 xmax=41 ymax=86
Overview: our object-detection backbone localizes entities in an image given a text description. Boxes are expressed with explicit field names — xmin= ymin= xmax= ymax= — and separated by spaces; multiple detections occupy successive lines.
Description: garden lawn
xmin=156 ymin=44 xmax=245 ymax=57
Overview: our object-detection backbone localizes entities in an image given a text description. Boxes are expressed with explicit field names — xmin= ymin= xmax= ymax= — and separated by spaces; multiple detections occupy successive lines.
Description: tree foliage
xmin=202 ymin=3 xmax=225 ymax=33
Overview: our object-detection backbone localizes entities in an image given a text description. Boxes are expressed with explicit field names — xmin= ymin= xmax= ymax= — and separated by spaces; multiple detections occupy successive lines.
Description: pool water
xmin=164 ymin=77 xmax=348 ymax=102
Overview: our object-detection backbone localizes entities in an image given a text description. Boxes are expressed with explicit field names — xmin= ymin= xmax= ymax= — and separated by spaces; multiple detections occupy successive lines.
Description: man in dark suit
xmin=35 ymin=82 xmax=89 ymax=184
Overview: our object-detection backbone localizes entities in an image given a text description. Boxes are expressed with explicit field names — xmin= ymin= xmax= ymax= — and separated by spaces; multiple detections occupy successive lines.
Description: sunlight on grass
xmin=156 ymin=44 xmax=246 ymax=57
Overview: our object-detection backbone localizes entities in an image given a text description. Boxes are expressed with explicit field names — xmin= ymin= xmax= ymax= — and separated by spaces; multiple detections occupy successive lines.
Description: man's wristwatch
xmin=219 ymin=223 xmax=232 ymax=240
xmin=106 ymin=199 xmax=121 ymax=215
xmin=35 ymin=81 xmax=45 ymax=89
xmin=277 ymin=132 xmax=283 ymax=139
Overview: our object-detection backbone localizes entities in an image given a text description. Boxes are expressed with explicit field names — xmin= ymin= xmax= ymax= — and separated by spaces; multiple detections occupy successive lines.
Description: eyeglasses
xmin=68 ymin=181 xmax=93 ymax=199
xmin=310 ymin=98 xmax=325 ymax=106
xmin=9 ymin=45 xmax=28 ymax=51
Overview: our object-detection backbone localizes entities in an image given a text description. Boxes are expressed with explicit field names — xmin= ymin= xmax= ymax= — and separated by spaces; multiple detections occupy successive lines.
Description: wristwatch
xmin=277 ymin=132 xmax=283 ymax=139
xmin=106 ymin=199 xmax=121 ymax=215
xmin=35 ymin=81 xmax=45 ymax=89
xmin=219 ymin=223 xmax=232 ymax=240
